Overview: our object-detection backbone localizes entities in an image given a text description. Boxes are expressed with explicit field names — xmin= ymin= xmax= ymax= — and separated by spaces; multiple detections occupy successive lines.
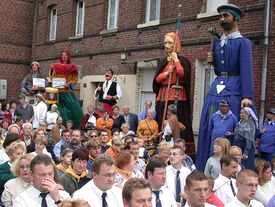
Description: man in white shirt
xmin=165 ymin=147 xmax=191 ymax=205
xmin=225 ymin=169 xmax=264 ymax=207
xmin=33 ymin=93 xmax=47 ymax=129
xmin=146 ymin=156 xmax=177 ymax=207
xmin=13 ymin=154 xmax=70 ymax=207
xmin=184 ymin=171 xmax=216 ymax=207
xmin=123 ymin=178 xmax=153 ymax=207
xmin=73 ymin=154 xmax=123 ymax=206
xmin=214 ymin=155 xmax=239 ymax=205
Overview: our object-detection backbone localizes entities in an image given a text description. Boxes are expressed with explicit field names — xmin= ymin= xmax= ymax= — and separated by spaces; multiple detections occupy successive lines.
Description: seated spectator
xmin=61 ymin=129 xmax=83 ymax=153
xmin=165 ymin=147 xmax=191 ymax=204
xmin=61 ymin=148 xmax=92 ymax=195
xmin=46 ymin=104 xmax=59 ymax=131
xmin=229 ymin=146 xmax=245 ymax=171
xmin=96 ymin=109 xmax=113 ymax=142
xmin=254 ymin=159 xmax=275 ymax=206
xmin=111 ymin=105 xmax=125 ymax=130
xmin=111 ymin=128 xmax=120 ymax=138
xmin=1 ymin=154 xmax=34 ymax=207
xmin=137 ymin=109 xmax=159 ymax=155
xmin=86 ymin=139 xmax=101 ymax=173
xmin=105 ymin=137 xmax=123 ymax=158
xmin=122 ymin=135 xmax=137 ymax=149
xmin=157 ymin=141 xmax=172 ymax=165
xmin=126 ymin=141 xmax=145 ymax=172
xmin=99 ymin=129 xmax=110 ymax=153
xmin=0 ymin=141 xmax=26 ymax=196
xmin=204 ymin=138 xmax=231 ymax=179
xmin=138 ymin=100 xmax=156 ymax=123
xmin=213 ymin=155 xmax=239 ymax=205
xmin=114 ymin=150 xmax=144 ymax=188
xmin=26 ymin=127 xmax=49 ymax=153
xmin=66 ymin=120 xmax=73 ymax=134
xmin=94 ymin=102 xmax=104 ymax=118
xmin=136 ymin=137 xmax=149 ymax=161
xmin=174 ymin=138 xmax=196 ymax=172
xmin=120 ymin=123 xmax=134 ymax=139
xmin=88 ymin=129 xmax=98 ymax=140
xmin=53 ymin=129 xmax=71 ymax=163
xmin=1 ymin=118 xmax=10 ymax=139
xmin=20 ymin=123 xmax=33 ymax=147
xmin=39 ymin=121 xmax=48 ymax=131
xmin=51 ymin=116 xmax=66 ymax=143
xmin=56 ymin=149 xmax=73 ymax=178
xmin=2 ymin=102 xmax=12 ymax=124
xmin=0 ymin=133 xmax=22 ymax=165
xmin=122 ymin=105 xmax=138 ymax=133
xmin=80 ymin=105 xmax=99 ymax=133
xmin=205 ymin=175 xmax=224 ymax=207
xmin=30 ymin=136 xmax=52 ymax=159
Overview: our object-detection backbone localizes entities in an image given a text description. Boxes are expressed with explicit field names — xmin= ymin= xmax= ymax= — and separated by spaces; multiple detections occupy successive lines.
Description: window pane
xmin=149 ymin=0 xmax=157 ymax=21
xmin=76 ymin=1 xmax=84 ymax=35
xmin=50 ymin=8 xmax=57 ymax=40
xmin=207 ymin=0 xmax=228 ymax=13
xmin=108 ymin=0 xmax=118 ymax=29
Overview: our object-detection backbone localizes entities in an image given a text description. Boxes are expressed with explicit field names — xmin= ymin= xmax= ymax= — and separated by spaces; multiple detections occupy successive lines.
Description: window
xmin=146 ymin=0 xmax=160 ymax=23
xmin=206 ymin=0 xmax=227 ymax=13
xmin=76 ymin=0 xmax=85 ymax=36
xmin=107 ymin=0 xmax=119 ymax=30
xmin=50 ymin=6 xmax=57 ymax=40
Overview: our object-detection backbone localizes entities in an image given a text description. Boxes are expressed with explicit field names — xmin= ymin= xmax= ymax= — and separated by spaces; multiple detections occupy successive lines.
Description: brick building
xmin=1 ymin=0 xmax=275 ymax=143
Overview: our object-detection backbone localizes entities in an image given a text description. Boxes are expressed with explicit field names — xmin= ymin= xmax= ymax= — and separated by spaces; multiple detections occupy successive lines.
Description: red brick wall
xmin=0 ymin=0 xmax=35 ymax=101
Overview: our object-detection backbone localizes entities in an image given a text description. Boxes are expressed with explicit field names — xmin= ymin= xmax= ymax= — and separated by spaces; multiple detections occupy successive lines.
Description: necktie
xmin=40 ymin=193 xmax=48 ymax=207
xmin=230 ymin=179 xmax=236 ymax=196
xmin=153 ymin=190 xmax=162 ymax=207
xmin=102 ymin=192 xmax=107 ymax=207
xmin=176 ymin=170 xmax=181 ymax=202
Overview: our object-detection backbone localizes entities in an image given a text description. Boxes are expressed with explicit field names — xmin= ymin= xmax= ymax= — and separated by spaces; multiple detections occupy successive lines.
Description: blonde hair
xmin=229 ymin=146 xmax=242 ymax=155
xmin=11 ymin=154 xmax=35 ymax=176
xmin=6 ymin=141 xmax=26 ymax=156
xmin=33 ymin=127 xmax=47 ymax=140
xmin=112 ymin=137 xmax=123 ymax=146
xmin=255 ymin=159 xmax=271 ymax=186
xmin=34 ymin=135 xmax=48 ymax=146
xmin=214 ymin=138 xmax=231 ymax=156
xmin=7 ymin=124 xmax=20 ymax=134
xmin=158 ymin=141 xmax=172 ymax=152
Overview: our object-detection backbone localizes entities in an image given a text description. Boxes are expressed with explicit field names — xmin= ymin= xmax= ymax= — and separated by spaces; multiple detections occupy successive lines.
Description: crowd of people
xmin=0 ymin=3 xmax=274 ymax=207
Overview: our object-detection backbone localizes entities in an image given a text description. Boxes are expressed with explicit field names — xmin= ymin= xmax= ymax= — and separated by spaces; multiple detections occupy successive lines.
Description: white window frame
xmin=146 ymin=0 xmax=160 ymax=23
xmin=76 ymin=0 xmax=85 ymax=36
xmin=107 ymin=0 xmax=119 ymax=30
xmin=50 ymin=6 xmax=57 ymax=41
xmin=206 ymin=0 xmax=228 ymax=13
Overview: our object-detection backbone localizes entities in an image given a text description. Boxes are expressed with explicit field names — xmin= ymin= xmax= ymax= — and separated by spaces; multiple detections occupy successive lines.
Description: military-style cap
xmin=267 ymin=108 xmax=275 ymax=115
xmin=105 ymin=68 xmax=114 ymax=74
xmin=217 ymin=4 xmax=244 ymax=21
xmin=18 ymin=94 xmax=26 ymax=99
xmin=219 ymin=99 xmax=230 ymax=106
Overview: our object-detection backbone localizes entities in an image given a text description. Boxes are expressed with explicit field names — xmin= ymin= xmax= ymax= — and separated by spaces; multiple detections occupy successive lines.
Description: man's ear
xmin=123 ymin=199 xmax=129 ymax=207
xmin=147 ymin=171 xmax=152 ymax=180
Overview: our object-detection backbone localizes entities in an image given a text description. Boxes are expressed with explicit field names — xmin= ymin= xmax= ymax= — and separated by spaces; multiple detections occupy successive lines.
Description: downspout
xmin=259 ymin=0 xmax=270 ymax=128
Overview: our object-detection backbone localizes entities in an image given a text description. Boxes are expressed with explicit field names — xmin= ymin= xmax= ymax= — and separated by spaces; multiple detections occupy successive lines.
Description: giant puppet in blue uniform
xmin=196 ymin=4 xmax=256 ymax=171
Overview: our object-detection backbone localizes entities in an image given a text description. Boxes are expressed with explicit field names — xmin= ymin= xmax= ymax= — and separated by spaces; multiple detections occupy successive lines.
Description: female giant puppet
xmin=51 ymin=49 xmax=83 ymax=129
xmin=153 ymin=32 xmax=195 ymax=155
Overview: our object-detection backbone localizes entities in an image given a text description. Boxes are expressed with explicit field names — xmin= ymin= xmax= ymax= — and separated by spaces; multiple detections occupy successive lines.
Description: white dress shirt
xmin=225 ymin=197 xmax=264 ymax=207
xmin=13 ymin=186 xmax=71 ymax=207
xmin=46 ymin=111 xmax=58 ymax=129
xmin=165 ymin=165 xmax=191 ymax=200
xmin=1 ymin=177 xmax=32 ymax=207
xmin=152 ymin=186 xmax=177 ymax=207
xmin=184 ymin=202 xmax=216 ymax=207
xmin=0 ymin=149 xmax=10 ymax=165
xmin=33 ymin=101 xmax=47 ymax=128
xmin=214 ymin=173 xmax=237 ymax=205
xmin=73 ymin=180 xmax=123 ymax=207
xmin=94 ymin=80 xmax=123 ymax=102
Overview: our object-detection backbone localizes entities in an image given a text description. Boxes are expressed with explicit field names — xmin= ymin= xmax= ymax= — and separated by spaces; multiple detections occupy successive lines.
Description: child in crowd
xmin=66 ymin=120 xmax=73 ymax=133
xmin=204 ymin=137 xmax=231 ymax=179
xmin=137 ymin=137 xmax=150 ymax=161
xmin=14 ymin=117 xmax=23 ymax=135
xmin=105 ymin=137 xmax=123 ymax=158
xmin=56 ymin=149 xmax=73 ymax=178
xmin=1 ymin=119 xmax=9 ymax=139
xmin=229 ymin=146 xmax=245 ymax=171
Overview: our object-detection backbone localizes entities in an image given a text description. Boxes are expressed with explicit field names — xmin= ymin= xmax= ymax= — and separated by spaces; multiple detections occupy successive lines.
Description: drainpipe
xmin=259 ymin=0 xmax=270 ymax=128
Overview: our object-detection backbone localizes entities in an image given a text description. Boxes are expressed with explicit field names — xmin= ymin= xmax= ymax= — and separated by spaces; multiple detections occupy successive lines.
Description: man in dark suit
xmin=123 ymin=105 xmax=138 ymax=133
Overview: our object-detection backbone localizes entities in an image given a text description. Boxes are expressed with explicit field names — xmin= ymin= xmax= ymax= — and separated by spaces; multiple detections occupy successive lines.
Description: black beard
xmin=220 ymin=21 xmax=234 ymax=32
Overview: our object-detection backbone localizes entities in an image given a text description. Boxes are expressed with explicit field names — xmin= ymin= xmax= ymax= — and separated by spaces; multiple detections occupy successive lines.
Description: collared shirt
xmin=87 ymin=113 xmax=97 ymax=126
xmin=255 ymin=179 xmax=275 ymax=206
xmin=1 ymin=177 xmax=32 ymax=207
xmin=13 ymin=186 xmax=70 ymax=207
xmin=152 ymin=186 xmax=177 ymax=207
xmin=165 ymin=165 xmax=191 ymax=200
xmin=33 ymin=101 xmax=47 ymax=128
xmin=53 ymin=140 xmax=69 ymax=158
xmin=73 ymin=180 xmax=123 ymax=207
xmin=135 ymin=158 xmax=145 ymax=172
xmin=225 ymin=197 xmax=264 ymax=207
xmin=214 ymin=173 xmax=237 ymax=205
xmin=94 ymin=80 xmax=122 ymax=101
